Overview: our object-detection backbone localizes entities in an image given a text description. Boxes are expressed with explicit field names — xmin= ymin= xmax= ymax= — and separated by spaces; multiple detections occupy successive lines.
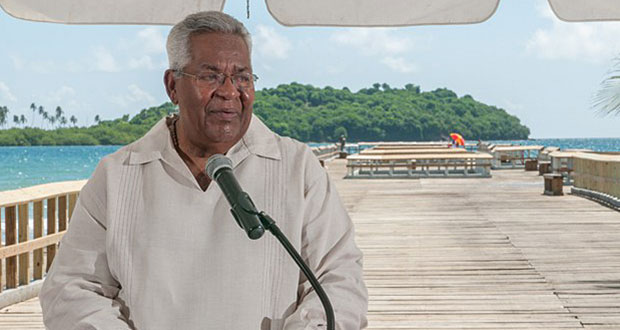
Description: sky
xmin=1 ymin=0 xmax=620 ymax=138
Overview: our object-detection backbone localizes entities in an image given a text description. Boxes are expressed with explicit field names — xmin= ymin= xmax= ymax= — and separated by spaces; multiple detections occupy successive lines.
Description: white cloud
xmin=0 ymin=82 xmax=17 ymax=102
xmin=331 ymin=28 xmax=413 ymax=56
xmin=46 ymin=86 xmax=76 ymax=103
xmin=330 ymin=28 xmax=417 ymax=73
xmin=10 ymin=54 xmax=83 ymax=73
xmin=111 ymin=84 xmax=155 ymax=108
xmin=92 ymin=46 xmax=121 ymax=72
xmin=527 ymin=2 xmax=620 ymax=63
xmin=11 ymin=56 xmax=58 ymax=74
xmin=11 ymin=29 xmax=166 ymax=74
xmin=137 ymin=27 xmax=166 ymax=54
xmin=127 ymin=84 xmax=155 ymax=103
xmin=255 ymin=25 xmax=292 ymax=59
xmin=128 ymin=55 xmax=156 ymax=70
xmin=381 ymin=57 xmax=416 ymax=73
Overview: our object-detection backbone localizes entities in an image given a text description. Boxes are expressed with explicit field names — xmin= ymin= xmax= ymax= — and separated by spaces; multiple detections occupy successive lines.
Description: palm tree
xmin=42 ymin=111 xmax=49 ymax=129
xmin=70 ymin=115 xmax=78 ymax=127
xmin=38 ymin=106 xmax=45 ymax=128
xmin=13 ymin=115 xmax=19 ymax=127
xmin=94 ymin=114 xmax=101 ymax=125
xmin=49 ymin=116 xmax=57 ymax=129
xmin=55 ymin=106 xmax=63 ymax=121
xmin=60 ymin=116 xmax=67 ymax=127
xmin=0 ymin=106 xmax=9 ymax=128
xmin=30 ymin=103 xmax=36 ymax=127
xmin=593 ymin=57 xmax=620 ymax=116
xmin=19 ymin=114 xmax=27 ymax=127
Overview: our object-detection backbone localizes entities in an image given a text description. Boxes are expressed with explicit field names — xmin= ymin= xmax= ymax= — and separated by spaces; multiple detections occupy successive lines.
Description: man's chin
xmin=201 ymin=125 xmax=241 ymax=144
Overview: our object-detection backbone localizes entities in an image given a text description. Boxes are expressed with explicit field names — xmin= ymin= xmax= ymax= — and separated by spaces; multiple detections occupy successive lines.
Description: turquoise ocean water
xmin=1 ymin=138 xmax=620 ymax=191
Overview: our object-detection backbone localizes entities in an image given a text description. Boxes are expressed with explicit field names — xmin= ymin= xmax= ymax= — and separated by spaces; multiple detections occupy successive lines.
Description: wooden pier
xmin=1 ymin=159 xmax=620 ymax=329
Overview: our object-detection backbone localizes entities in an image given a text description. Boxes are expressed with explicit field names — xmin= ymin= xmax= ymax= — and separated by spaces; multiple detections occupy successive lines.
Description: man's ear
xmin=164 ymin=69 xmax=178 ymax=104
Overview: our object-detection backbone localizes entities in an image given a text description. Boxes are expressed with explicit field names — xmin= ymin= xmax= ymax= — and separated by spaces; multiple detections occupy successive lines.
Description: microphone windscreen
xmin=205 ymin=154 xmax=233 ymax=179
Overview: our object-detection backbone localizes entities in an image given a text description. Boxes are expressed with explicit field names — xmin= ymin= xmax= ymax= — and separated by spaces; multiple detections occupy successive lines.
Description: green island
xmin=0 ymin=82 xmax=529 ymax=146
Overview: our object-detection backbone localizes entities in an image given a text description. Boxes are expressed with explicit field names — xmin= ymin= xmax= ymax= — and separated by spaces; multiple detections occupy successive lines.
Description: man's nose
xmin=214 ymin=76 xmax=241 ymax=99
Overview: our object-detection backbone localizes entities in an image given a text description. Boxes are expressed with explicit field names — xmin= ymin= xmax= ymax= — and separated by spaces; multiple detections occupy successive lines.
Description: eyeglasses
xmin=175 ymin=70 xmax=258 ymax=90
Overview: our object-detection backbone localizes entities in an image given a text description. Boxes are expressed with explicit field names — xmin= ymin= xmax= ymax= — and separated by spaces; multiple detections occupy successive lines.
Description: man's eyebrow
xmin=198 ymin=64 xmax=220 ymax=71
xmin=197 ymin=64 xmax=250 ymax=73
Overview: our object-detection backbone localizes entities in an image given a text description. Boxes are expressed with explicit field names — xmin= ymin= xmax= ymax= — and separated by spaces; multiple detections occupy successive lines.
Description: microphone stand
xmin=252 ymin=210 xmax=335 ymax=330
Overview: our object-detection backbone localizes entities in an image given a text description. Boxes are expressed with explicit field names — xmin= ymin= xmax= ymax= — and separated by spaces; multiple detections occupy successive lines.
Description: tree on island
xmin=38 ymin=106 xmax=45 ymax=128
xmin=30 ymin=103 xmax=36 ymax=128
xmin=42 ymin=110 xmax=49 ymax=129
xmin=0 ymin=83 xmax=530 ymax=146
xmin=12 ymin=115 xmax=26 ymax=127
xmin=0 ymin=106 xmax=9 ymax=128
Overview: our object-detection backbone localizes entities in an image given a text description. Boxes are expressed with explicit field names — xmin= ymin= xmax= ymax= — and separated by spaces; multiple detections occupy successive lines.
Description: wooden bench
xmin=346 ymin=152 xmax=493 ymax=178
xmin=346 ymin=159 xmax=416 ymax=177
xmin=491 ymin=146 xmax=544 ymax=169
xmin=549 ymin=151 xmax=583 ymax=185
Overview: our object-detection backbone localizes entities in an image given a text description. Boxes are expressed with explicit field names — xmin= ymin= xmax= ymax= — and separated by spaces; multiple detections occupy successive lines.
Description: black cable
xmin=256 ymin=211 xmax=335 ymax=330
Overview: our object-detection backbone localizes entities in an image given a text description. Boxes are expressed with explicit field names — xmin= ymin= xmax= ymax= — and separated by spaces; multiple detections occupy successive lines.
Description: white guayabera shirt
xmin=39 ymin=115 xmax=368 ymax=330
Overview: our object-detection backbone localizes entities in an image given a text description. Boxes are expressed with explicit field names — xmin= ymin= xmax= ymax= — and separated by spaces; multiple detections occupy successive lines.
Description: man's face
xmin=170 ymin=32 xmax=254 ymax=149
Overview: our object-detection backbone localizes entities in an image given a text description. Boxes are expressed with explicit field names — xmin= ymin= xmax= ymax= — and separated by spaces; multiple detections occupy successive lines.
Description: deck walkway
xmin=2 ymin=158 xmax=620 ymax=329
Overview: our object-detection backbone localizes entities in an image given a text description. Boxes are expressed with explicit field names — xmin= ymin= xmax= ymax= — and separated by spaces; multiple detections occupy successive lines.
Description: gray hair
xmin=166 ymin=11 xmax=252 ymax=74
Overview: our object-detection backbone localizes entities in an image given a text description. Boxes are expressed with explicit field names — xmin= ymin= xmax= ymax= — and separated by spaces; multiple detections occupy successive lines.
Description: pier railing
xmin=0 ymin=180 xmax=86 ymax=302
xmin=311 ymin=144 xmax=339 ymax=163
xmin=572 ymin=153 xmax=620 ymax=208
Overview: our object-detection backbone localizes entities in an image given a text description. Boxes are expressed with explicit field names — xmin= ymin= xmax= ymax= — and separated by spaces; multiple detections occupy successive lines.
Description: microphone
xmin=206 ymin=154 xmax=265 ymax=240
xmin=206 ymin=154 xmax=335 ymax=329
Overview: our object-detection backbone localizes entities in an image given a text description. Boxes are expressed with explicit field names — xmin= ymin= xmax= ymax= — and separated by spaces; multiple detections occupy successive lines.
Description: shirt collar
xmin=128 ymin=114 xmax=281 ymax=166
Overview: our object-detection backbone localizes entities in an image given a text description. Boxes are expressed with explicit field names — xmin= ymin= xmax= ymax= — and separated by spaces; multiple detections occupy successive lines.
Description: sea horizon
xmin=1 ymin=137 xmax=620 ymax=192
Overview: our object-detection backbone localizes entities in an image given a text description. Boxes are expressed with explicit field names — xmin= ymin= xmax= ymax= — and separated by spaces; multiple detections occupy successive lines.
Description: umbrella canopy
xmin=1 ymin=0 xmax=619 ymax=26
xmin=549 ymin=0 xmax=620 ymax=22
xmin=450 ymin=133 xmax=465 ymax=146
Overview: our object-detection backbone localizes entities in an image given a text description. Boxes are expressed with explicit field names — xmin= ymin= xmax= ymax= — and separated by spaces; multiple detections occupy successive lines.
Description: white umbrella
xmin=549 ymin=0 xmax=620 ymax=22
xmin=1 ymin=0 xmax=620 ymax=26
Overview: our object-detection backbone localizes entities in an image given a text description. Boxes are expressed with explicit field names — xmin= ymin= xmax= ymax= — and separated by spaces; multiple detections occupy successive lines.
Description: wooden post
xmin=611 ymin=162 xmax=620 ymax=198
xmin=6 ymin=206 xmax=17 ymax=289
xmin=0 ymin=209 xmax=2 ymax=293
xmin=58 ymin=195 xmax=67 ymax=232
xmin=525 ymin=159 xmax=538 ymax=171
xmin=46 ymin=197 xmax=57 ymax=272
xmin=68 ymin=192 xmax=78 ymax=221
xmin=18 ymin=203 xmax=30 ymax=286
xmin=544 ymin=173 xmax=564 ymax=196
xmin=33 ymin=201 xmax=44 ymax=280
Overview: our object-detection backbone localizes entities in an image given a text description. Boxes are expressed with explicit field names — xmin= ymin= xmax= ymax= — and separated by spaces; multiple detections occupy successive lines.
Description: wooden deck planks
xmin=328 ymin=159 xmax=617 ymax=329
xmin=1 ymin=159 xmax=619 ymax=329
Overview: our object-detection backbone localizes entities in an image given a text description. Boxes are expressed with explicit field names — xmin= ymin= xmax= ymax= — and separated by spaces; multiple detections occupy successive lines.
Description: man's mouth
xmin=209 ymin=109 xmax=240 ymax=121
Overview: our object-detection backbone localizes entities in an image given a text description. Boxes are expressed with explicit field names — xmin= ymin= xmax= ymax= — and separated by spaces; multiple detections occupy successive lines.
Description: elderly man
xmin=39 ymin=11 xmax=368 ymax=330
